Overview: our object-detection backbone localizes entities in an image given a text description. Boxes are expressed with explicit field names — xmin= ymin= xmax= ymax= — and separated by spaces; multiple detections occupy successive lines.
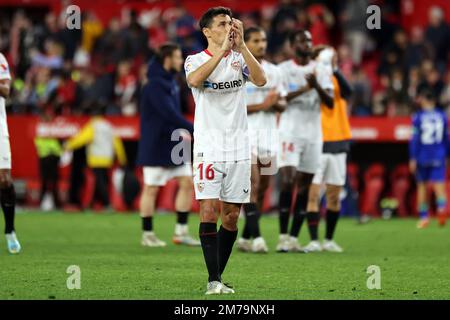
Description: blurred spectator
xmin=147 ymin=16 xmax=168 ymax=50
xmin=340 ymin=0 xmax=368 ymax=65
xmin=48 ymin=69 xmax=77 ymax=115
xmin=74 ymin=69 xmax=97 ymax=114
xmin=93 ymin=18 xmax=124 ymax=67
xmin=378 ymin=30 xmax=408 ymax=76
xmin=441 ymin=70 xmax=450 ymax=114
xmin=417 ymin=66 xmax=445 ymax=106
xmin=405 ymin=26 xmax=432 ymax=72
xmin=31 ymin=40 xmax=64 ymax=69
xmin=307 ymin=4 xmax=335 ymax=46
xmin=268 ymin=0 xmax=299 ymax=54
xmin=120 ymin=9 xmax=149 ymax=61
xmin=133 ymin=62 xmax=148 ymax=112
xmin=385 ymin=68 xmax=409 ymax=116
xmin=407 ymin=67 xmax=421 ymax=103
xmin=81 ymin=11 xmax=103 ymax=54
xmin=337 ymin=44 xmax=353 ymax=78
xmin=368 ymin=1 xmax=400 ymax=52
xmin=425 ymin=6 xmax=450 ymax=75
xmin=115 ymin=60 xmax=137 ymax=116
xmin=23 ymin=67 xmax=52 ymax=114
xmin=56 ymin=11 xmax=81 ymax=62
xmin=350 ymin=66 xmax=372 ymax=116
xmin=0 ymin=2 xmax=448 ymax=119
xmin=33 ymin=13 xmax=59 ymax=52
xmin=9 ymin=11 xmax=34 ymax=78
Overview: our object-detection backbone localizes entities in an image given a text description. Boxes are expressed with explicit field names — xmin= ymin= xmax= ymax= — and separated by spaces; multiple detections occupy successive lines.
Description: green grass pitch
xmin=1 ymin=211 xmax=450 ymax=300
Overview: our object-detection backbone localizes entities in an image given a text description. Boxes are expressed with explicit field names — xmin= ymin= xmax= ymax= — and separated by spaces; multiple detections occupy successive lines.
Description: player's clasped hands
xmin=231 ymin=19 xmax=245 ymax=51
xmin=305 ymin=73 xmax=318 ymax=89
xmin=222 ymin=28 xmax=234 ymax=52
xmin=221 ymin=19 xmax=246 ymax=53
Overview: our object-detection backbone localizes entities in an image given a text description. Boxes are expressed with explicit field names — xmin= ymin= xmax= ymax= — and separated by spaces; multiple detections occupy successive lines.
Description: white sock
xmin=6 ymin=232 xmax=18 ymax=242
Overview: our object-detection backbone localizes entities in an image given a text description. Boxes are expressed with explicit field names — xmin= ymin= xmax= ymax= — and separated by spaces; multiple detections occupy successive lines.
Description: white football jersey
xmin=278 ymin=59 xmax=333 ymax=142
xmin=185 ymin=50 xmax=250 ymax=162
xmin=246 ymin=60 xmax=286 ymax=132
xmin=0 ymin=53 xmax=11 ymax=137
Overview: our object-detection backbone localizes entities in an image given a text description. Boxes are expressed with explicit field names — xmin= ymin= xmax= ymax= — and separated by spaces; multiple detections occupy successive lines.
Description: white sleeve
xmin=0 ymin=54 xmax=11 ymax=81
xmin=184 ymin=54 xmax=202 ymax=78
xmin=275 ymin=67 xmax=287 ymax=98
xmin=315 ymin=63 xmax=334 ymax=92
xmin=277 ymin=63 xmax=292 ymax=93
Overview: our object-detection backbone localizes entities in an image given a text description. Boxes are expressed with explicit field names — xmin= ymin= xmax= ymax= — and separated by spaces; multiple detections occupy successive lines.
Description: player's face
xmin=245 ymin=31 xmax=267 ymax=59
xmin=292 ymin=31 xmax=312 ymax=57
xmin=419 ymin=96 xmax=434 ymax=109
xmin=169 ymin=49 xmax=183 ymax=73
xmin=204 ymin=14 xmax=232 ymax=46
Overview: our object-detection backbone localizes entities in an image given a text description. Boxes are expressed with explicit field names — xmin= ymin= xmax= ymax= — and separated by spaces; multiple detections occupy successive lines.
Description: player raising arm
xmin=186 ymin=16 xmax=266 ymax=89
xmin=185 ymin=7 xmax=266 ymax=295
xmin=276 ymin=30 xmax=334 ymax=253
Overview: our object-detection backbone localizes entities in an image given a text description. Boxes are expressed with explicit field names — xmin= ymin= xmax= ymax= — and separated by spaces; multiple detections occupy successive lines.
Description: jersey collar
xmin=203 ymin=49 xmax=231 ymax=58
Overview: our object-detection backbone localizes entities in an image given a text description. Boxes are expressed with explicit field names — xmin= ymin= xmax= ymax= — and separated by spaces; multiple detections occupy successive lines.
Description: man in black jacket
xmin=136 ymin=43 xmax=199 ymax=247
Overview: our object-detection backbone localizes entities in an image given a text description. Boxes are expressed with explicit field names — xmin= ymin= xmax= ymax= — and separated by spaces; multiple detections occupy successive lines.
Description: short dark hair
xmin=288 ymin=29 xmax=307 ymax=44
xmin=199 ymin=6 xmax=232 ymax=30
xmin=244 ymin=26 xmax=264 ymax=42
xmin=419 ymin=87 xmax=436 ymax=101
xmin=155 ymin=43 xmax=180 ymax=64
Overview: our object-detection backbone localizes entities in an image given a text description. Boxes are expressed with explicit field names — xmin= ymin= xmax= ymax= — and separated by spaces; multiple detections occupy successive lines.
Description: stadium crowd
xmin=0 ymin=0 xmax=449 ymax=118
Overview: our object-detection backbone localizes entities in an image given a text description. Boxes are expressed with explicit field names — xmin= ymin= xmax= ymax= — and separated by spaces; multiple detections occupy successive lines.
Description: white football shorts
xmin=0 ymin=135 xmax=11 ymax=169
xmin=193 ymin=159 xmax=251 ymax=203
xmin=312 ymin=153 xmax=347 ymax=186
xmin=278 ymin=134 xmax=322 ymax=174
xmin=143 ymin=164 xmax=192 ymax=186
xmin=249 ymin=128 xmax=278 ymax=162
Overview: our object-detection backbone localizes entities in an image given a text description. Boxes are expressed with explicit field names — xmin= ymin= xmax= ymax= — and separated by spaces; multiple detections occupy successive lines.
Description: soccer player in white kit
xmin=0 ymin=52 xmax=21 ymax=254
xmin=185 ymin=7 xmax=266 ymax=295
xmin=236 ymin=26 xmax=287 ymax=254
xmin=276 ymin=30 xmax=334 ymax=253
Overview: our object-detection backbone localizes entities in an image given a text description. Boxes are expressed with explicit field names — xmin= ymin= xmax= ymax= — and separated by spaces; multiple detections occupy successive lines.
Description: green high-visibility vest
xmin=34 ymin=137 xmax=63 ymax=158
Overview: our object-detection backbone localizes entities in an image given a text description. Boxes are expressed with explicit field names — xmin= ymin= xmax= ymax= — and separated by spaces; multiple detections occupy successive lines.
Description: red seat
xmin=360 ymin=163 xmax=386 ymax=217
xmin=347 ymin=163 xmax=359 ymax=191
xmin=81 ymin=169 xmax=95 ymax=209
xmin=389 ymin=164 xmax=412 ymax=217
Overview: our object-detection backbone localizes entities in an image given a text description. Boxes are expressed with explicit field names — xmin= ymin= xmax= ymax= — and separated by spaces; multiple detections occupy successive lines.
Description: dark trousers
xmin=39 ymin=155 xmax=61 ymax=208
xmin=92 ymin=168 xmax=110 ymax=207
xmin=68 ymin=148 xmax=86 ymax=207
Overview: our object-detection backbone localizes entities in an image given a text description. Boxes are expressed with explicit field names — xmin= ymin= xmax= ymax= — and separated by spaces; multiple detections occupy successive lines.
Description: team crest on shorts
xmin=231 ymin=60 xmax=241 ymax=71
xmin=197 ymin=182 xmax=205 ymax=193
